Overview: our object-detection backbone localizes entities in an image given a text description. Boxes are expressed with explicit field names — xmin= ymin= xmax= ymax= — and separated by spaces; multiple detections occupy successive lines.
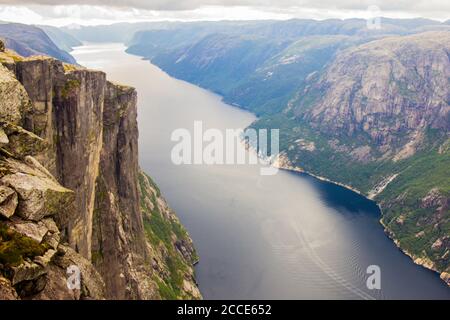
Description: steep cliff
xmin=0 ymin=59 xmax=105 ymax=299
xmin=0 ymin=41 xmax=200 ymax=299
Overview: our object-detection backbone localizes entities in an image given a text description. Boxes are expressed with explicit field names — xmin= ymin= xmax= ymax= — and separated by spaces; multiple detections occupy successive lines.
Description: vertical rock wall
xmin=1 ymin=44 xmax=200 ymax=299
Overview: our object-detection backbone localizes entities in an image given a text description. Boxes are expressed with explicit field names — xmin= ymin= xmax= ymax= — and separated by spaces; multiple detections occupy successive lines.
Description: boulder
xmin=41 ymin=218 xmax=61 ymax=250
xmin=1 ymin=158 xmax=73 ymax=221
xmin=0 ymin=185 xmax=18 ymax=218
xmin=10 ymin=221 xmax=48 ymax=243
xmin=2 ymin=124 xmax=45 ymax=159
xmin=11 ymin=260 xmax=47 ymax=285
xmin=24 ymin=156 xmax=58 ymax=183
xmin=2 ymin=172 xmax=73 ymax=221
xmin=30 ymin=264 xmax=79 ymax=300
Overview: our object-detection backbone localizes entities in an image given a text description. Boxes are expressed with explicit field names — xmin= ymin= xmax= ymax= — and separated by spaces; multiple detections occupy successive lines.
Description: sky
xmin=0 ymin=1 xmax=448 ymax=26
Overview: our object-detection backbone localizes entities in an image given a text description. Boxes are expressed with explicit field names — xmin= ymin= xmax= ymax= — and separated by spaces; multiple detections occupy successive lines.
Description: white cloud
xmin=0 ymin=1 xmax=448 ymax=26
xmin=0 ymin=0 xmax=448 ymax=13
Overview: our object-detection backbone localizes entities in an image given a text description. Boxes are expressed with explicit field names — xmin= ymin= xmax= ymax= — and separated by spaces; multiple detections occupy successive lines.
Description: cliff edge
xmin=0 ymin=41 xmax=200 ymax=299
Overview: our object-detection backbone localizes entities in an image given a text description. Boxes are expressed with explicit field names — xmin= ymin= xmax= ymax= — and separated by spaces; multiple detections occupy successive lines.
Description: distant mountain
xmin=379 ymin=17 xmax=442 ymax=28
xmin=151 ymin=34 xmax=381 ymax=116
xmin=61 ymin=21 xmax=176 ymax=43
xmin=152 ymin=33 xmax=293 ymax=98
xmin=63 ymin=18 xmax=445 ymax=48
xmin=0 ymin=23 xmax=76 ymax=64
xmin=126 ymin=18 xmax=447 ymax=58
xmin=38 ymin=25 xmax=82 ymax=52
xmin=127 ymin=18 xmax=449 ymax=117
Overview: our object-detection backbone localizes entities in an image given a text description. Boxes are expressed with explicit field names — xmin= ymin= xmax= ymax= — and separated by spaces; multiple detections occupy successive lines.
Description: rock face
xmin=0 ymin=40 xmax=200 ymax=299
xmin=91 ymin=82 xmax=154 ymax=299
xmin=0 ymin=63 xmax=30 ymax=126
xmin=295 ymin=32 xmax=450 ymax=157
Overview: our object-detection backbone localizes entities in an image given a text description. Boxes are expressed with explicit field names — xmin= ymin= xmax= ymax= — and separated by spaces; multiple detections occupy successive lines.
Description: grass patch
xmin=138 ymin=170 xmax=198 ymax=299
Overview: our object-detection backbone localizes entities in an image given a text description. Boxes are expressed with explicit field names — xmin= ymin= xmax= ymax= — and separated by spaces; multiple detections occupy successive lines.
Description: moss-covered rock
xmin=2 ymin=124 xmax=45 ymax=159
xmin=9 ymin=221 xmax=48 ymax=243
xmin=10 ymin=260 xmax=47 ymax=285
xmin=0 ymin=222 xmax=47 ymax=269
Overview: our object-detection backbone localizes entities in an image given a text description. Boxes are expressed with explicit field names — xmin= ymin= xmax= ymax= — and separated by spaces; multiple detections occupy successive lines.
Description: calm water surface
xmin=72 ymin=43 xmax=450 ymax=300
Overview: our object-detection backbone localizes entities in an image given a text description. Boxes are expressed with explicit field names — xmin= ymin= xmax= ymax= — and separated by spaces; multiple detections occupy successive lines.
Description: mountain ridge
xmin=0 ymin=23 xmax=76 ymax=64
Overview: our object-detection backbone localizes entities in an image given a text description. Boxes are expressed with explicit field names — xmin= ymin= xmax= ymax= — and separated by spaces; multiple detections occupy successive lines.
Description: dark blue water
xmin=72 ymin=43 xmax=450 ymax=300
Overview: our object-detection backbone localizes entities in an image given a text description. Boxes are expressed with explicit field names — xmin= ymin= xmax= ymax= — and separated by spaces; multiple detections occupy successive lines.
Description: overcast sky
xmin=0 ymin=1 xmax=448 ymax=26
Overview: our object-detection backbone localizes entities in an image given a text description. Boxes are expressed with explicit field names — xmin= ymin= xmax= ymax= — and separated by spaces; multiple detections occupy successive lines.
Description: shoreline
xmin=274 ymin=158 xmax=450 ymax=288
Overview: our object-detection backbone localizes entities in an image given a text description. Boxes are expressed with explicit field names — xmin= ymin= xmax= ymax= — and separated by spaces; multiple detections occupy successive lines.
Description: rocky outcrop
xmin=0 ymin=40 xmax=200 ymax=299
xmin=0 ymin=62 xmax=30 ymax=127
xmin=91 ymin=82 xmax=156 ymax=299
xmin=1 ymin=157 xmax=73 ymax=222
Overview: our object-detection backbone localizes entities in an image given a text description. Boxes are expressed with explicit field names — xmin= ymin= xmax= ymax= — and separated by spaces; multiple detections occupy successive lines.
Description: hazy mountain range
xmin=0 ymin=22 xmax=77 ymax=64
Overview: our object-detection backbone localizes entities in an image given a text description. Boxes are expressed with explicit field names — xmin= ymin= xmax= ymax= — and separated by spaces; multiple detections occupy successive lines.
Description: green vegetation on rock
xmin=0 ymin=222 xmax=47 ymax=267
xmin=138 ymin=171 xmax=200 ymax=299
